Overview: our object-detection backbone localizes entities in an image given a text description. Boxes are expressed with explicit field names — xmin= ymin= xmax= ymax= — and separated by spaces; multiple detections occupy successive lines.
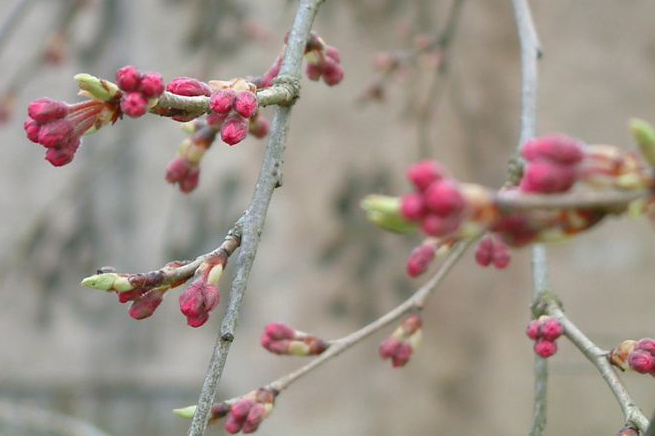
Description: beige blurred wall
xmin=1 ymin=1 xmax=655 ymax=435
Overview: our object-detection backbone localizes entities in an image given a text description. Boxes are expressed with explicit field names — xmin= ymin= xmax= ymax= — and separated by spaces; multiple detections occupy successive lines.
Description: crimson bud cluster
xmin=525 ymin=316 xmax=564 ymax=358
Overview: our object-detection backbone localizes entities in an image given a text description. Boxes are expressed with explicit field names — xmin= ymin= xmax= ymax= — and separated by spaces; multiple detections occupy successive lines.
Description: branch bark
xmin=185 ymin=1 xmax=325 ymax=435
xmin=509 ymin=1 xmax=548 ymax=435
xmin=545 ymin=303 xmax=649 ymax=432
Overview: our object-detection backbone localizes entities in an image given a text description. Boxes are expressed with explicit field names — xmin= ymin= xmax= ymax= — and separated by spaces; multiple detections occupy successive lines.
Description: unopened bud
xmin=534 ymin=339 xmax=557 ymax=358
xmin=360 ymin=195 xmax=417 ymax=233
xmin=74 ymin=73 xmax=120 ymax=101
xmin=610 ymin=339 xmax=637 ymax=371
xmin=630 ymin=118 xmax=655 ymax=167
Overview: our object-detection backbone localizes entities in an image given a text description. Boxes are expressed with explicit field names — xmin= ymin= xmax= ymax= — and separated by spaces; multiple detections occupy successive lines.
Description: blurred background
xmin=1 ymin=0 xmax=655 ymax=435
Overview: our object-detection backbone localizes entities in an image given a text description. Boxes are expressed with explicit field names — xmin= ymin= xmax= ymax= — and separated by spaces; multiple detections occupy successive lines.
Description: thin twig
xmin=186 ymin=1 xmax=325 ymax=435
xmin=268 ymin=240 xmax=472 ymax=392
xmin=510 ymin=1 xmax=548 ymax=435
xmin=545 ymin=303 xmax=649 ymax=432
xmin=496 ymin=189 xmax=648 ymax=212
xmin=416 ymin=0 xmax=466 ymax=158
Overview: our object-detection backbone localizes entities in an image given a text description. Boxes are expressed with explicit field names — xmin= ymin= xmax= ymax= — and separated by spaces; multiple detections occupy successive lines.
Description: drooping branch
xmin=185 ymin=1 xmax=325 ymax=435
xmin=509 ymin=1 xmax=548 ymax=435
xmin=176 ymin=240 xmax=472 ymax=421
xmin=267 ymin=240 xmax=472 ymax=393
xmin=544 ymin=303 xmax=649 ymax=432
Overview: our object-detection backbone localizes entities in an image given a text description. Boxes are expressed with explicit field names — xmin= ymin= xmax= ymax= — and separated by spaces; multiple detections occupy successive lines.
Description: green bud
xmin=172 ymin=405 xmax=197 ymax=420
xmin=206 ymin=264 xmax=223 ymax=287
xmin=360 ymin=195 xmax=417 ymax=233
xmin=629 ymin=118 xmax=655 ymax=167
xmin=81 ymin=273 xmax=119 ymax=291
xmin=81 ymin=273 xmax=133 ymax=292
xmin=288 ymin=341 xmax=310 ymax=356
xmin=74 ymin=73 xmax=120 ymax=101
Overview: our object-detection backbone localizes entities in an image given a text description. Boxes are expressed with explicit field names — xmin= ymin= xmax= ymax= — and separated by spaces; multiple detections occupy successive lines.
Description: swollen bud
xmin=360 ymin=195 xmax=417 ymax=233
xmin=629 ymin=118 xmax=655 ymax=167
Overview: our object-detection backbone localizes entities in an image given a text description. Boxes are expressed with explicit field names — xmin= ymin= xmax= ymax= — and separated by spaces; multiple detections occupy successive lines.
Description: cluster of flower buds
xmin=174 ymin=387 xmax=277 ymax=434
xmin=379 ymin=313 xmax=422 ymax=367
xmin=82 ymin=263 xmax=189 ymax=320
xmin=165 ymin=121 xmax=216 ymax=192
xmin=519 ymin=134 xmax=585 ymax=193
xmin=209 ymin=78 xmax=261 ymax=146
xmin=400 ymin=160 xmax=468 ymax=238
xmin=81 ymin=253 xmax=227 ymax=327
xmin=303 ymin=31 xmax=344 ymax=86
xmin=260 ymin=322 xmax=328 ymax=356
xmin=474 ymin=233 xmax=511 ymax=269
xmin=525 ymin=316 xmax=564 ymax=358
xmin=115 ymin=65 xmax=164 ymax=118
xmin=610 ymin=338 xmax=655 ymax=375
xmin=24 ymin=78 xmax=120 ymax=166
xmin=179 ymin=254 xmax=225 ymax=327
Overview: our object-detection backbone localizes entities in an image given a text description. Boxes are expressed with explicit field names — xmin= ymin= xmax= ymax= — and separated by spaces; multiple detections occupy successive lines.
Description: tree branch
xmin=268 ymin=240 xmax=472 ymax=393
xmin=509 ymin=1 xmax=548 ymax=435
xmin=185 ymin=1 xmax=325 ymax=435
xmin=545 ymin=303 xmax=649 ymax=432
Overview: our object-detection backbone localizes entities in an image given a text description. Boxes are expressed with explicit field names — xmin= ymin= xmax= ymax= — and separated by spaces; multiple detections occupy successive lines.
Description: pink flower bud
xmin=116 ymin=65 xmax=141 ymax=92
xmin=248 ymin=115 xmax=270 ymax=138
xmin=221 ymin=115 xmax=249 ymax=145
xmin=522 ymin=134 xmax=584 ymax=165
xmin=305 ymin=63 xmax=322 ymax=81
xmin=628 ymin=349 xmax=655 ymax=373
xmin=263 ymin=322 xmax=295 ymax=340
xmin=534 ymin=339 xmax=558 ymax=358
xmin=519 ymin=161 xmax=577 ymax=193
xmin=391 ymin=342 xmax=413 ymax=367
xmin=492 ymin=240 xmax=511 ymax=269
xmin=37 ymin=119 xmax=73 ymax=147
xmin=207 ymin=112 xmax=228 ymax=127
xmin=420 ymin=213 xmax=460 ymax=237
xmin=45 ymin=146 xmax=75 ymax=167
xmin=166 ymin=76 xmax=212 ymax=96
xmin=325 ymin=45 xmax=341 ymax=63
xmin=400 ymin=193 xmax=427 ymax=220
xmin=406 ymin=243 xmax=436 ymax=277
xmin=474 ymin=235 xmax=494 ymax=267
xmin=379 ymin=337 xmax=401 ymax=360
xmin=242 ymin=403 xmax=267 ymax=433
xmin=540 ymin=317 xmax=564 ymax=341
xmin=322 ymin=59 xmax=344 ymax=86
xmin=635 ymin=338 xmax=655 ymax=355
xmin=525 ymin=320 xmax=541 ymax=340
xmin=179 ymin=167 xmax=200 ymax=193
xmin=230 ymin=398 xmax=254 ymax=420
xmin=165 ymin=156 xmax=190 ymax=183
xmin=120 ymin=92 xmax=149 ymax=118
xmin=139 ymin=72 xmax=164 ymax=98
xmin=210 ymin=88 xmax=236 ymax=114
xmin=128 ymin=290 xmax=163 ymax=320
xmin=224 ymin=414 xmax=246 ymax=434
xmin=423 ymin=180 xmax=465 ymax=217
xmin=24 ymin=118 xmax=41 ymax=143
xmin=234 ymin=90 xmax=258 ymax=118
xmin=407 ymin=160 xmax=446 ymax=191
xmin=179 ymin=279 xmax=220 ymax=327
xmin=27 ymin=97 xmax=68 ymax=123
